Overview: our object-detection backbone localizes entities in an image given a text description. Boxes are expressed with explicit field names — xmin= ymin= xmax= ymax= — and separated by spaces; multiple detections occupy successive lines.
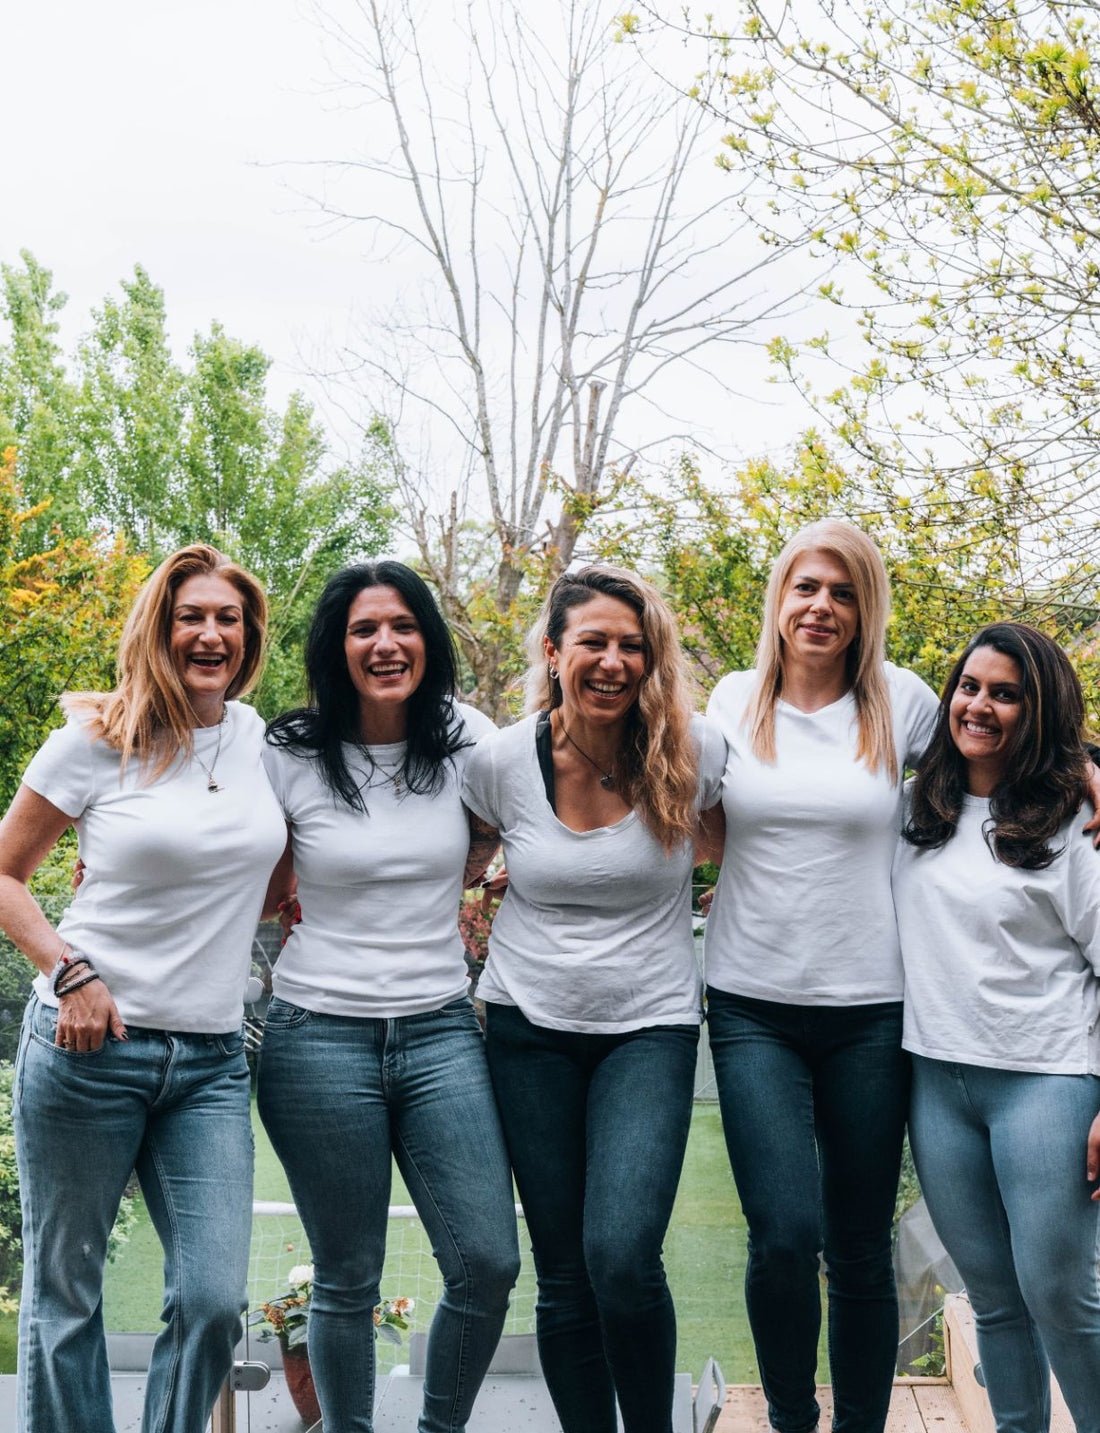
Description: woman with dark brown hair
xmin=895 ymin=622 xmax=1100 ymax=1433
xmin=0 ymin=544 xmax=286 ymax=1433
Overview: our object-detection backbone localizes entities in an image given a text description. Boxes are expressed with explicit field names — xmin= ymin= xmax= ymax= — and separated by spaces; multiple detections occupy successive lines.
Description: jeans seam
xmin=395 ymin=1127 xmax=472 ymax=1431
xmin=144 ymin=1129 xmax=185 ymax=1433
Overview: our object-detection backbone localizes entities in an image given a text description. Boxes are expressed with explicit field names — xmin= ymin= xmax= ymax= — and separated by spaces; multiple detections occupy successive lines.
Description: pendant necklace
xmin=557 ymin=715 xmax=616 ymax=790
xmin=194 ymin=709 xmax=227 ymax=793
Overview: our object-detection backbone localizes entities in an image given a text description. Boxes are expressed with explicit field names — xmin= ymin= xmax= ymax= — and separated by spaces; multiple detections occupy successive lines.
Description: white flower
xmin=287 ymin=1264 xmax=314 ymax=1290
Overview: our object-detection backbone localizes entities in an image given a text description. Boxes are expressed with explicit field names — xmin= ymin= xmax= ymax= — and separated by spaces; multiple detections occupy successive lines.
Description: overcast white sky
xmin=1 ymin=0 xmax=824 ymax=486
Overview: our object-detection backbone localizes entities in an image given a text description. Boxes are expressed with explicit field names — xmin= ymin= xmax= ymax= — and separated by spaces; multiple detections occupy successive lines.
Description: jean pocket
xmin=212 ymin=1029 xmax=247 ymax=1059
xmin=27 ymin=997 xmax=112 ymax=1058
xmin=262 ymin=997 xmax=313 ymax=1031
xmin=436 ymin=996 xmax=477 ymax=1018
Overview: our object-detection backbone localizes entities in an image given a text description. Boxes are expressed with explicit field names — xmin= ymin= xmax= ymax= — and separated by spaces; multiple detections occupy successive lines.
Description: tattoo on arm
xmin=463 ymin=811 xmax=501 ymax=888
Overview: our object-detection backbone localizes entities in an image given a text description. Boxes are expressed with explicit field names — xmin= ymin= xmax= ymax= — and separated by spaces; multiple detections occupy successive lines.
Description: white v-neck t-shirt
xmin=263 ymin=702 xmax=495 ymax=1018
xmin=22 ymin=702 xmax=286 ymax=1032
xmin=704 ymin=663 xmax=938 ymax=1005
xmin=461 ymin=712 xmax=727 ymax=1033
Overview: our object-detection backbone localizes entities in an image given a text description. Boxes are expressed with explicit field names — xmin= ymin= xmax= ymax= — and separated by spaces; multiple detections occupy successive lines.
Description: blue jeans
xmin=484 ymin=1002 xmax=698 ymax=1433
xmin=256 ymin=996 xmax=520 ymax=1433
xmin=910 ymin=1056 xmax=1100 ymax=1433
xmin=13 ymin=994 xmax=253 ymax=1433
xmin=706 ymin=990 xmax=909 ymax=1433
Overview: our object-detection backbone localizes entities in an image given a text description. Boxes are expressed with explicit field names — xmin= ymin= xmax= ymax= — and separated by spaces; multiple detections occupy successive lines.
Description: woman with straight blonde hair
xmin=462 ymin=563 xmax=726 ymax=1433
xmin=0 ymin=543 xmax=286 ymax=1433
xmin=704 ymin=520 xmax=939 ymax=1433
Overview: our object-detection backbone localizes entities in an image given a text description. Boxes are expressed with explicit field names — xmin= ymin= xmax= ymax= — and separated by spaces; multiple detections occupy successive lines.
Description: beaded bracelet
xmin=51 ymin=952 xmax=93 ymax=996
xmin=56 ymin=971 xmax=102 ymax=999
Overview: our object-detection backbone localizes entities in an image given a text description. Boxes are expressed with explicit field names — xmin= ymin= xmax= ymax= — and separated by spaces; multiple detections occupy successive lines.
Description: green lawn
xmin=0 ymin=1103 xmax=827 ymax=1381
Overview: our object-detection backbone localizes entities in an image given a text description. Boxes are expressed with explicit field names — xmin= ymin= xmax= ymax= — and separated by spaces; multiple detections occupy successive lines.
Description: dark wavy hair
xmin=902 ymin=622 xmax=1090 ymax=869
xmin=266 ymin=561 xmax=470 ymax=809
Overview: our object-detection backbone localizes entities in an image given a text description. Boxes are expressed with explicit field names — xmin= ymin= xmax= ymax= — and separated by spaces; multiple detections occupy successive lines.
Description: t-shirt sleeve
xmin=693 ymin=714 xmax=727 ymax=809
xmin=261 ymin=742 xmax=297 ymax=820
xmin=1058 ymin=824 xmax=1100 ymax=977
xmin=895 ymin=667 xmax=940 ymax=769
xmin=460 ymin=736 xmax=502 ymax=827
xmin=22 ymin=720 xmax=97 ymax=820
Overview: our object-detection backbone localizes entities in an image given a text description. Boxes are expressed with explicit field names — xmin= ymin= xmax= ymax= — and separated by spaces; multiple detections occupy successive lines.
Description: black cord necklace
xmin=557 ymin=714 xmax=616 ymax=790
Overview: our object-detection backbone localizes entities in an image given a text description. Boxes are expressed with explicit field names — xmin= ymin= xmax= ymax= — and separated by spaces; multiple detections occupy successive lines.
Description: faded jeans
xmin=910 ymin=1056 xmax=1100 ymax=1433
xmin=13 ymin=994 xmax=253 ymax=1433
xmin=257 ymin=995 xmax=520 ymax=1433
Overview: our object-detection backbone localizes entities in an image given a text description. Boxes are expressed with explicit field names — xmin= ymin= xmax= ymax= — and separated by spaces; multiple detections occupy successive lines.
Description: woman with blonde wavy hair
xmin=0 ymin=543 xmax=286 ymax=1433
xmin=704 ymin=518 xmax=940 ymax=1433
xmin=462 ymin=563 xmax=726 ymax=1433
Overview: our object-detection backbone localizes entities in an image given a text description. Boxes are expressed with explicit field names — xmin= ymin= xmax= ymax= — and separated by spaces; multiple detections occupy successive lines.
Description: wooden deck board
xmin=714 ymin=1382 xmax=966 ymax=1433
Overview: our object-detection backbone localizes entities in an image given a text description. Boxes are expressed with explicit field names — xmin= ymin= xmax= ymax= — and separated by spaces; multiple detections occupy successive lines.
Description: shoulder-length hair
xmin=524 ymin=564 xmax=698 ymax=851
xmin=265 ymin=560 xmax=469 ymax=809
xmin=745 ymin=519 xmax=897 ymax=779
xmin=64 ymin=544 xmax=267 ymax=780
xmin=903 ymin=622 xmax=1090 ymax=869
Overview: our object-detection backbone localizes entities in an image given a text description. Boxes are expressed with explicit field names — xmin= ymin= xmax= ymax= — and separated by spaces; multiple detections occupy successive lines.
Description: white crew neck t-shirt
xmin=23 ymin=702 xmax=286 ymax=1032
xmin=894 ymin=793 xmax=1100 ymax=1074
xmin=461 ymin=712 xmax=727 ymax=1033
xmin=263 ymin=702 xmax=495 ymax=1019
xmin=704 ymin=663 xmax=938 ymax=1006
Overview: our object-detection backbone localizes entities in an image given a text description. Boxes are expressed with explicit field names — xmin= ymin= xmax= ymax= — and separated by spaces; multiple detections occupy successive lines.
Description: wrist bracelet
xmin=56 ymin=971 xmax=102 ymax=999
xmin=50 ymin=951 xmax=93 ymax=995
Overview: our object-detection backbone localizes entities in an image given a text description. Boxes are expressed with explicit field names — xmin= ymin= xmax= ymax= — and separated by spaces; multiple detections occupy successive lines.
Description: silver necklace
xmin=194 ymin=709 xmax=227 ymax=793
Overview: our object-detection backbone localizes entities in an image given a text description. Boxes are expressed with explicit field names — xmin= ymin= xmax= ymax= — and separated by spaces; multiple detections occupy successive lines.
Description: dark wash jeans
xmin=484 ymin=1002 xmax=698 ymax=1433
xmin=706 ymin=989 xmax=909 ymax=1433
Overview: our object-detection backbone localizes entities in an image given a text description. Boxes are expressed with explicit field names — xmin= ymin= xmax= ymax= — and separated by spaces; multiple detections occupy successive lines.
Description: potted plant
xmin=250 ymin=1263 xmax=413 ymax=1424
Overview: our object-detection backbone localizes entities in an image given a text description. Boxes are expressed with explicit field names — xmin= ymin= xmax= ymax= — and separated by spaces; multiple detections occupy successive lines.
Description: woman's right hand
xmin=55 ymin=978 xmax=127 ymax=1053
xmin=277 ymin=896 xmax=302 ymax=945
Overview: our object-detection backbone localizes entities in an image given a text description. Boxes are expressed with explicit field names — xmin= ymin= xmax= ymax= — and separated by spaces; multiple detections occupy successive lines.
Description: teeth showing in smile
xmin=588 ymin=681 xmax=625 ymax=695
xmin=190 ymin=655 xmax=225 ymax=667
xmin=369 ymin=663 xmax=407 ymax=675
xmin=963 ymin=721 xmax=998 ymax=736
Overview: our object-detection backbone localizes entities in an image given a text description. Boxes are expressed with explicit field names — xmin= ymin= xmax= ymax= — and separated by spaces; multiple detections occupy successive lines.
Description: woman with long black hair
xmin=894 ymin=622 xmax=1100 ymax=1433
xmin=258 ymin=560 xmax=519 ymax=1433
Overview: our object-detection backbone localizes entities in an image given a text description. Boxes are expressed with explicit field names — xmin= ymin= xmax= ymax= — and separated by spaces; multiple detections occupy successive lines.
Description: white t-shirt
xmin=263 ymin=702 xmax=495 ymax=1019
xmin=704 ymin=663 xmax=938 ymax=1005
xmin=460 ymin=712 xmax=727 ymax=1033
xmin=894 ymin=793 xmax=1100 ymax=1074
xmin=23 ymin=703 xmax=286 ymax=1032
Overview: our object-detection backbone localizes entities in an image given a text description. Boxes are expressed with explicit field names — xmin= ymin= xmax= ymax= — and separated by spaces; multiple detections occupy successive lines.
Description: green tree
xmin=691 ymin=0 xmax=1100 ymax=587
xmin=0 ymin=253 xmax=80 ymax=541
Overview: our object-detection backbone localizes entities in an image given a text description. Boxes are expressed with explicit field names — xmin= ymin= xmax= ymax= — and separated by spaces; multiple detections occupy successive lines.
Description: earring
xmin=548 ymin=664 xmax=559 ymax=682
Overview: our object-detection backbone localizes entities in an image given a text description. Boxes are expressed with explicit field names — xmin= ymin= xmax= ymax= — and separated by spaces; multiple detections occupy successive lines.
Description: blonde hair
xmin=524 ymin=564 xmax=698 ymax=850
xmin=746 ymin=520 xmax=897 ymax=780
xmin=64 ymin=544 xmax=267 ymax=779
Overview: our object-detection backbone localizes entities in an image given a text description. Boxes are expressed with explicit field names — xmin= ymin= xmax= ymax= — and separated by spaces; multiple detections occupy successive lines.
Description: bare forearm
xmin=0 ymin=875 xmax=66 ymax=976
xmin=463 ymin=811 xmax=501 ymax=888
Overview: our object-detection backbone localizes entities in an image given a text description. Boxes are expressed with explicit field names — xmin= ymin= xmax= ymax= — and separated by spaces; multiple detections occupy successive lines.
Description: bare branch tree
xmin=306 ymin=0 xmax=809 ymax=713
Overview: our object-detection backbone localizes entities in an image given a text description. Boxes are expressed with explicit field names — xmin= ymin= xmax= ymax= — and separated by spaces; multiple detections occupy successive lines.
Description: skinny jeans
xmin=706 ymin=989 xmax=909 ymax=1433
xmin=484 ymin=1001 xmax=698 ymax=1433
xmin=909 ymin=1055 xmax=1100 ymax=1433
xmin=257 ymin=995 xmax=520 ymax=1433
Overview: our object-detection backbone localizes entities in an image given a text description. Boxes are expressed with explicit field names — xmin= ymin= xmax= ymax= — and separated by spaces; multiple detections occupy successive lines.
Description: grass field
xmin=0 ymin=1104 xmax=828 ymax=1381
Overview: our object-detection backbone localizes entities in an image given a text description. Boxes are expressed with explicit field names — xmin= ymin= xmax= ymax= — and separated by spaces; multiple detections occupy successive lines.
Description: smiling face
xmin=544 ymin=593 xmax=647 ymax=729
xmin=948 ymin=644 xmax=1024 ymax=795
xmin=344 ymin=584 xmax=427 ymax=730
xmin=170 ymin=573 xmax=247 ymax=721
xmin=777 ymin=548 xmax=860 ymax=671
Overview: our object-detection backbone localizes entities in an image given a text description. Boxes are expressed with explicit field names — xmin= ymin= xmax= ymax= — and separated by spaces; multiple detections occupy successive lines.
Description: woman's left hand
xmin=1088 ymin=1111 xmax=1100 ymax=1200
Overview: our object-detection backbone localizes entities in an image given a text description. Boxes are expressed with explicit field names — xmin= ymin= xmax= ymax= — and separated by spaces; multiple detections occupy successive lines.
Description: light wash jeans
xmin=910 ymin=1056 xmax=1100 ymax=1433
xmin=483 ymin=1002 xmax=698 ymax=1433
xmin=13 ymin=994 xmax=253 ymax=1433
xmin=706 ymin=990 xmax=910 ymax=1433
xmin=256 ymin=995 xmax=520 ymax=1433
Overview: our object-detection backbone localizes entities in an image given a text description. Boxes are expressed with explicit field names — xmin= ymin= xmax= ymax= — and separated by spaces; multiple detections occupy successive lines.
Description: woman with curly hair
xmin=257 ymin=560 xmax=519 ymax=1433
xmin=0 ymin=544 xmax=285 ymax=1433
xmin=894 ymin=622 xmax=1100 ymax=1433
xmin=461 ymin=564 xmax=726 ymax=1433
